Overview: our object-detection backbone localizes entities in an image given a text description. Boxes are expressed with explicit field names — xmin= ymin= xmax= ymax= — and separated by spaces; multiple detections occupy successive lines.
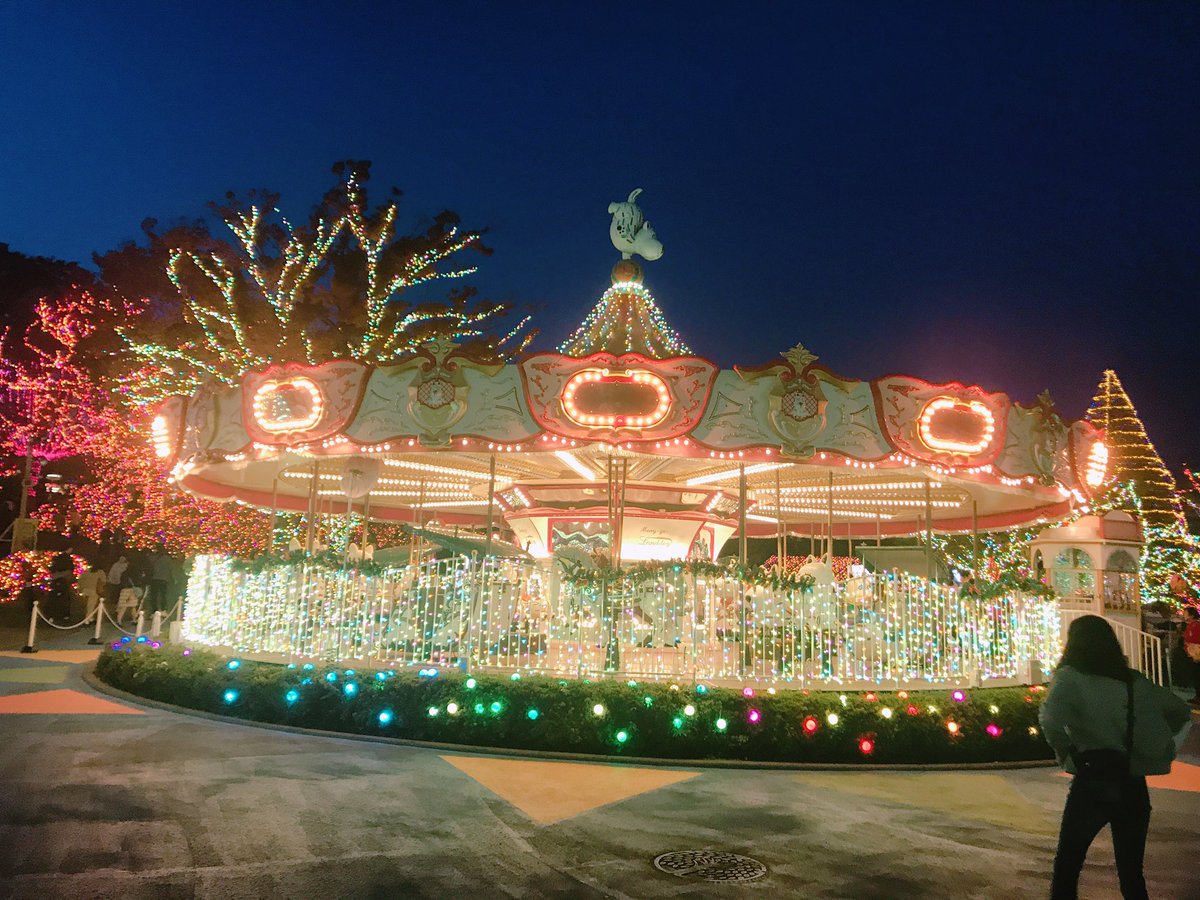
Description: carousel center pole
xmin=304 ymin=461 xmax=320 ymax=554
xmin=484 ymin=453 xmax=496 ymax=558
xmin=774 ymin=466 xmax=784 ymax=566
xmin=971 ymin=499 xmax=979 ymax=582
xmin=738 ymin=461 xmax=748 ymax=676
xmin=826 ymin=471 xmax=834 ymax=563
xmin=268 ymin=471 xmax=280 ymax=555
xmin=925 ymin=477 xmax=934 ymax=582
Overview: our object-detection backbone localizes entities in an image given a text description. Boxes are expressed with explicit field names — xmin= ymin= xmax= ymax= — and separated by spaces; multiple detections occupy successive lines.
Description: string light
xmin=559 ymin=281 xmax=689 ymax=359
xmin=918 ymin=397 xmax=997 ymax=455
xmin=561 ymin=369 xmax=672 ymax=428
xmin=1087 ymin=370 xmax=1200 ymax=604
xmin=252 ymin=377 xmax=324 ymax=433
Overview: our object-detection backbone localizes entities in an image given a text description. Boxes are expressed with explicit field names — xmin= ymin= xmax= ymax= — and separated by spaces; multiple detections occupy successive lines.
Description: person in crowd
xmin=77 ymin=562 xmax=107 ymax=623
xmin=1183 ymin=604 xmax=1200 ymax=707
xmin=15 ymin=559 xmax=43 ymax=617
xmin=145 ymin=544 xmax=173 ymax=618
xmin=114 ymin=559 xmax=144 ymax=626
xmin=1040 ymin=614 xmax=1191 ymax=900
xmin=107 ymin=554 xmax=129 ymax=609
xmin=47 ymin=546 xmax=76 ymax=622
xmin=95 ymin=530 xmax=115 ymax=571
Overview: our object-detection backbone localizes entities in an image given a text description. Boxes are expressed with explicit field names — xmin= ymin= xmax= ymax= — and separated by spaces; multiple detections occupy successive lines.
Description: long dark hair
xmin=1059 ymin=615 xmax=1131 ymax=681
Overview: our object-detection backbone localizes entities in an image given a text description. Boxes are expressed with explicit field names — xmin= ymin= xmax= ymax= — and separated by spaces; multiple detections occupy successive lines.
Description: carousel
xmin=158 ymin=190 xmax=1109 ymax=688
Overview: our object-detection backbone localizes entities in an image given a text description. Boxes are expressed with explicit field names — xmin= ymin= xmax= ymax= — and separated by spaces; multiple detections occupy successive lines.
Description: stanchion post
xmin=135 ymin=610 xmax=145 ymax=638
xmin=88 ymin=601 xmax=104 ymax=644
xmin=151 ymin=611 xmax=163 ymax=638
xmin=20 ymin=600 xmax=39 ymax=653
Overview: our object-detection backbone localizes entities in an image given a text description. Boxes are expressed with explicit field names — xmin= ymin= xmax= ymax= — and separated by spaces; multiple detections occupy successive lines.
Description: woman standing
xmin=1040 ymin=615 xmax=1190 ymax=899
xmin=1183 ymin=604 xmax=1200 ymax=706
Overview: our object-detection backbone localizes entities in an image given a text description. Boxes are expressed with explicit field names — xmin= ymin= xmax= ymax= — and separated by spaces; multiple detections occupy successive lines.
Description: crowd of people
xmin=31 ymin=529 xmax=188 ymax=628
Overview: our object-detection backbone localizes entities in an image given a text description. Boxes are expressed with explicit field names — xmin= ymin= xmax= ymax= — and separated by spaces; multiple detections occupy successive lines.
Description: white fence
xmin=181 ymin=555 xmax=1062 ymax=689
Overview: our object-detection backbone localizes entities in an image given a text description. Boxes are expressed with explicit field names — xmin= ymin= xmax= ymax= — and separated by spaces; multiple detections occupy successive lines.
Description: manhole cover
xmin=653 ymin=850 xmax=768 ymax=883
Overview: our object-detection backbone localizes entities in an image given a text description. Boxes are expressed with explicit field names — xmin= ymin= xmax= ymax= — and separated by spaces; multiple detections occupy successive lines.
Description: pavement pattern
xmin=0 ymin=624 xmax=1197 ymax=900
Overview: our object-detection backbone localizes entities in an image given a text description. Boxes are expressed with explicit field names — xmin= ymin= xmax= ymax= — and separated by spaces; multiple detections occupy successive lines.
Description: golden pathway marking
xmin=0 ymin=666 xmax=70 ymax=684
xmin=441 ymin=755 xmax=699 ymax=825
xmin=0 ymin=688 xmax=144 ymax=715
xmin=0 ymin=650 xmax=102 ymax=664
xmin=794 ymin=772 xmax=1058 ymax=835
xmin=1149 ymin=761 xmax=1200 ymax=793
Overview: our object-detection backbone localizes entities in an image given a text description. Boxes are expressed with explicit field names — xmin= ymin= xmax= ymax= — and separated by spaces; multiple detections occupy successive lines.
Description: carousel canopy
xmin=157 ymin=190 xmax=1110 ymax=560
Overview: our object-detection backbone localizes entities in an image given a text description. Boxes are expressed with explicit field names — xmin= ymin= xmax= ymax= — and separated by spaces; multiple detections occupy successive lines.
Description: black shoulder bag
xmin=1071 ymin=676 xmax=1135 ymax=787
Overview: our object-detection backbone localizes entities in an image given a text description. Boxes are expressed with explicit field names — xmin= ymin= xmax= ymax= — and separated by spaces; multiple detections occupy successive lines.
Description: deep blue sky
xmin=2 ymin=2 xmax=1197 ymax=470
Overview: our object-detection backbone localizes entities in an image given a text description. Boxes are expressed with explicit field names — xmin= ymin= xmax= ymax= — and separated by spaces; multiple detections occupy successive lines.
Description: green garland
xmin=558 ymin=558 xmax=816 ymax=592
xmin=974 ymin=571 xmax=1055 ymax=602
xmin=222 ymin=553 xmax=1050 ymax=603
xmin=228 ymin=551 xmax=405 ymax=579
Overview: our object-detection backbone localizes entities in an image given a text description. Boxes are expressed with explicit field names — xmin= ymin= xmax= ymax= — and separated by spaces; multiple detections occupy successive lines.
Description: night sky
xmin=2 ymin=3 xmax=1197 ymax=469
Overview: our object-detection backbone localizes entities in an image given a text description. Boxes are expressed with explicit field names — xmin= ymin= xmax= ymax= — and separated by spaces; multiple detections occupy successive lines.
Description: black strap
xmin=1124 ymin=673 xmax=1135 ymax=761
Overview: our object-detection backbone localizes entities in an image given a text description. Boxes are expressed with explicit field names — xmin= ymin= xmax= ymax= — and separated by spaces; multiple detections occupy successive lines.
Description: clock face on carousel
xmin=561 ymin=369 xmax=672 ymax=429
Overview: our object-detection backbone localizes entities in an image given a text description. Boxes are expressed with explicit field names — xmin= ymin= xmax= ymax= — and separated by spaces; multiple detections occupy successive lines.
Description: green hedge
xmin=95 ymin=643 xmax=1055 ymax=765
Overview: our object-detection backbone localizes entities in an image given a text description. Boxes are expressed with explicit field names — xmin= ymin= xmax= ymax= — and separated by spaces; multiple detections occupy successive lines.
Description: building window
xmin=1053 ymin=548 xmax=1095 ymax=600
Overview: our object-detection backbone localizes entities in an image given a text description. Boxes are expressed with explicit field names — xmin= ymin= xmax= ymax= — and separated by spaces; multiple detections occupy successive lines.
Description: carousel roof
xmin=157 ymin=190 xmax=1111 ymax=547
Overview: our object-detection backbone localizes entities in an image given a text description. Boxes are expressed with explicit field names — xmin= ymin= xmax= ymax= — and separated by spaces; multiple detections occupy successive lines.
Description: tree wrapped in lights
xmin=109 ymin=161 xmax=535 ymax=403
xmin=1182 ymin=466 xmax=1200 ymax=521
xmin=0 ymin=289 xmax=129 ymax=464
xmin=1087 ymin=370 xmax=1200 ymax=604
xmin=71 ymin=408 xmax=273 ymax=557
xmin=0 ymin=289 xmax=271 ymax=556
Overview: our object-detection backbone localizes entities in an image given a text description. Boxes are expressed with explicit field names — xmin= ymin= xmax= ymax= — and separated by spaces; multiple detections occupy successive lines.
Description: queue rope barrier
xmin=34 ymin=604 xmax=93 ymax=631
xmin=101 ymin=603 xmax=141 ymax=638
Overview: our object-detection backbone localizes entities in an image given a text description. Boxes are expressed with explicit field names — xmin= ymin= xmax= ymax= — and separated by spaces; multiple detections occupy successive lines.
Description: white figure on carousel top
xmin=609 ymin=188 xmax=664 ymax=261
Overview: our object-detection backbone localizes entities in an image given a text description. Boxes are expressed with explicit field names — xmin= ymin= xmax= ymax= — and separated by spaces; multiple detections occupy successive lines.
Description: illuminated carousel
xmin=161 ymin=190 xmax=1109 ymax=688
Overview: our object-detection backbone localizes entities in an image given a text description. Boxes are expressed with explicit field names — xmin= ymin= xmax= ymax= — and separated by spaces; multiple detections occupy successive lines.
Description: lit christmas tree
xmin=1087 ymin=370 xmax=1200 ymax=604
xmin=1089 ymin=370 xmax=1183 ymax=530
xmin=559 ymin=261 xmax=690 ymax=358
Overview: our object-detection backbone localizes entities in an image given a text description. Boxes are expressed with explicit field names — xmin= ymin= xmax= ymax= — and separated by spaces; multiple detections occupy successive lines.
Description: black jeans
xmin=145 ymin=579 xmax=169 ymax=616
xmin=1051 ymin=775 xmax=1150 ymax=900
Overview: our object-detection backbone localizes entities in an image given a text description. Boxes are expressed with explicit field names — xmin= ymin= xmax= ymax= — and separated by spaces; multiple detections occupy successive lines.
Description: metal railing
xmin=180 ymin=555 xmax=1062 ymax=689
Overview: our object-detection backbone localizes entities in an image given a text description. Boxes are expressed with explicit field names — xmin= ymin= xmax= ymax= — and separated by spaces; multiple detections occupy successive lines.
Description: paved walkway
xmin=1 ymin=624 xmax=1197 ymax=899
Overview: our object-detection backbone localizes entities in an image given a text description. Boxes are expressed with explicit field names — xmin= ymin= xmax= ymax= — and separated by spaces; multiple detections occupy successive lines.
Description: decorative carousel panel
xmin=520 ymin=352 xmax=717 ymax=443
xmin=180 ymin=383 xmax=219 ymax=456
xmin=346 ymin=362 xmax=540 ymax=448
xmin=453 ymin=366 xmax=541 ymax=443
xmin=183 ymin=382 xmax=251 ymax=455
xmin=808 ymin=371 xmax=891 ymax=460
xmin=874 ymin=376 xmax=1010 ymax=467
xmin=994 ymin=403 xmax=1067 ymax=484
xmin=151 ymin=396 xmax=187 ymax=462
xmin=241 ymin=360 xmax=369 ymax=446
xmin=1067 ymin=420 xmax=1109 ymax=497
xmin=689 ymin=369 xmax=778 ymax=450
